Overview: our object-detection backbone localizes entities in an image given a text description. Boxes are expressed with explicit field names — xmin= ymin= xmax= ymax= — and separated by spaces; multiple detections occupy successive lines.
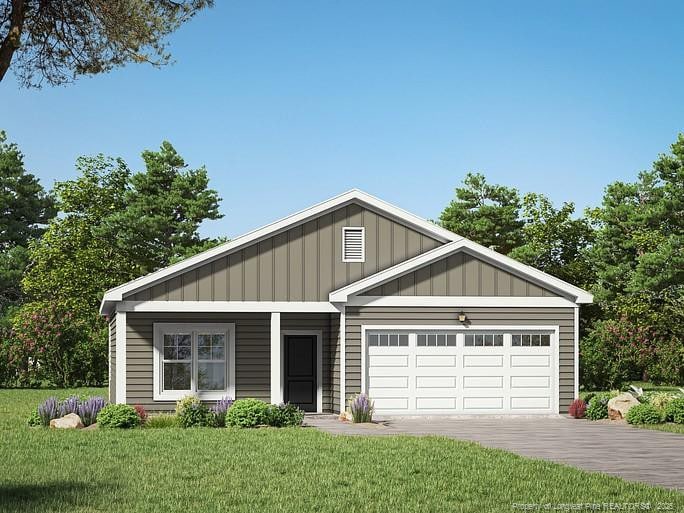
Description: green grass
xmin=1 ymin=388 xmax=683 ymax=513
xmin=635 ymin=423 xmax=684 ymax=434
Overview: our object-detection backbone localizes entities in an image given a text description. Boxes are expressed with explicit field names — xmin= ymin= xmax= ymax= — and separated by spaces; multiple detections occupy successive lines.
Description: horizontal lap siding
xmin=281 ymin=313 xmax=336 ymax=413
xmin=363 ymin=252 xmax=557 ymax=297
xmin=345 ymin=307 xmax=575 ymax=414
xmin=125 ymin=203 xmax=442 ymax=302
xmin=126 ymin=313 xmax=270 ymax=412
xmin=330 ymin=314 xmax=341 ymax=413
xmin=109 ymin=318 xmax=116 ymax=403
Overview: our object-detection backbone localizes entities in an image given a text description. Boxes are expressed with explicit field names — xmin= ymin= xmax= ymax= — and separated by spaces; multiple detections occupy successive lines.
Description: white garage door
xmin=365 ymin=329 xmax=557 ymax=415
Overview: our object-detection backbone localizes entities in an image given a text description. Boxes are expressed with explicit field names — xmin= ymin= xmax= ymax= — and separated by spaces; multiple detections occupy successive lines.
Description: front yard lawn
xmin=1 ymin=388 xmax=683 ymax=513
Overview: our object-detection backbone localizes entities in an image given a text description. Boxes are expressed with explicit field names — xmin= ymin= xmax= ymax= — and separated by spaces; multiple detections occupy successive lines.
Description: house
xmin=100 ymin=189 xmax=592 ymax=415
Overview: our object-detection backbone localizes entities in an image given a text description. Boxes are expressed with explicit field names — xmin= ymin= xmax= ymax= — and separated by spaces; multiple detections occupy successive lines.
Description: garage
xmin=363 ymin=327 xmax=558 ymax=415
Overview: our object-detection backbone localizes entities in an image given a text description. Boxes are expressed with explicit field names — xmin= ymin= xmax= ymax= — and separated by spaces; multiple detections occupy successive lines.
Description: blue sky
xmin=3 ymin=1 xmax=683 ymax=238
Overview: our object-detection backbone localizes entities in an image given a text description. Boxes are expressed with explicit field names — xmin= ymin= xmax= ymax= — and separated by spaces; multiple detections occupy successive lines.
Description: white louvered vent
xmin=342 ymin=227 xmax=365 ymax=262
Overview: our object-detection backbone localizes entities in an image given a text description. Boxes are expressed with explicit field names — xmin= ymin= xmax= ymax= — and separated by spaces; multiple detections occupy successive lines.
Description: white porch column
xmin=270 ymin=312 xmax=282 ymax=404
xmin=339 ymin=306 xmax=346 ymax=413
xmin=115 ymin=311 xmax=127 ymax=404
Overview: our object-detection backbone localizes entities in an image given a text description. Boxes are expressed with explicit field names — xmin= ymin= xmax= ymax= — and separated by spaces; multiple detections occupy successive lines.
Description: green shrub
xmin=175 ymin=395 xmax=211 ymax=428
xmin=26 ymin=409 xmax=41 ymax=427
xmin=97 ymin=404 xmax=140 ymax=428
xmin=144 ymin=413 xmax=179 ymax=429
xmin=586 ymin=396 xmax=609 ymax=420
xmin=277 ymin=403 xmax=305 ymax=427
xmin=664 ymin=398 xmax=684 ymax=424
xmin=626 ymin=404 xmax=663 ymax=425
xmin=646 ymin=392 xmax=676 ymax=410
xmin=225 ymin=399 xmax=271 ymax=428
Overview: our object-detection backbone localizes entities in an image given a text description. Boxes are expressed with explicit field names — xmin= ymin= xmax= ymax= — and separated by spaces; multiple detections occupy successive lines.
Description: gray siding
xmin=125 ymin=312 xmax=338 ymax=412
xmin=109 ymin=317 xmax=116 ymax=403
xmin=363 ymin=252 xmax=558 ymax=297
xmin=125 ymin=203 xmax=442 ymax=302
xmin=344 ymin=307 xmax=575 ymax=413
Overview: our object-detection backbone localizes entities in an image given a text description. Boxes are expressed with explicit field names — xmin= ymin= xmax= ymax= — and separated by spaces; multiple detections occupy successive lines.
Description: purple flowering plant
xmin=210 ymin=396 xmax=234 ymax=427
xmin=37 ymin=396 xmax=60 ymax=426
xmin=78 ymin=396 xmax=107 ymax=426
xmin=349 ymin=393 xmax=374 ymax=423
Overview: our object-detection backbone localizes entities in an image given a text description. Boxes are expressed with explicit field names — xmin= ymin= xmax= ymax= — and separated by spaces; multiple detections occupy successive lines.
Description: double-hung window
xmin=153 ymin=323 xmax=235 ymax=401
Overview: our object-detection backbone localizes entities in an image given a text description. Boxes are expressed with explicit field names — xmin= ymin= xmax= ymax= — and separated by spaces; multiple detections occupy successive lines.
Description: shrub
xmin=568 ymin=399 xmax=587 ymax=419
xmin=349 ymin=393 xmax=374 ymax=423
xmin=133 ymin=404 xmax=148 ymax=424
xmin=664 ymin=398 xmax=684 ymax=424
xmin=27 ymin=409 xmax=41 ymax=427
xmin=37 ymin=397 xmax=60 ymax=426
xmin=144 ymin=413 xmax=179 ymax=429
xmin=178 ymin=402 xmax=211 ymax=428
xmin=175 ymin=395 xmax=201 ymax=416
xmin=277 ymin=403 xmax=304 ymax=427
xmin=626 ymin=404 xmax=663 ymax=425
xmin=77 ymin=396 xmax=106 ymax=427
xmin=225 ymin=398 xmax=271 ymax=428
xmin=209 ymin=396 xmax=233 ymax=428
xmin=97 ymin=404 xmax=140 ymax=428
xmin=586 ymin=396 xmax=609 ymax=421
xmin=647 ymin=392 xmax=676 ymax=410
xmin=580 ymin=392 xmax=596 ymax=404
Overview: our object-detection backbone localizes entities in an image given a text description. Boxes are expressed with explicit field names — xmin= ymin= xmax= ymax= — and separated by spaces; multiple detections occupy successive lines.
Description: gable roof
xmin=329 ymin=239 xmax=593 ymax=304
xmin=100 ymin=189 xmax=459 ymax=313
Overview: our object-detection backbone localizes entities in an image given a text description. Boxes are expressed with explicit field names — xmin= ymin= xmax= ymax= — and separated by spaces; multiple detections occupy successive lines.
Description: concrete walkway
xmin=304 ymin=415 xmax=684 ymax=490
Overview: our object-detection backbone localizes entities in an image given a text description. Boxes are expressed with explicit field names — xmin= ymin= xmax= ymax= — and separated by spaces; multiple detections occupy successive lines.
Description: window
xmin=511 ymin=333 xmax=551 ymax=347
xmin=368 ymin=333 xmax=409 ymax=347
xmin=417 ymin=333 xmax=457 ymax=347
xmin=464 ymin=333 xmax=503 ymax=347
xmin=342 ymin=227 xmax=365 ymax=262
xmin=154 ymin=323 xmax=235 ymax=400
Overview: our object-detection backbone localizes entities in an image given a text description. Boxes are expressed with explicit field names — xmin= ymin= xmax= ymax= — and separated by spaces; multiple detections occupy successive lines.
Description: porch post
xmin=339 ymin=306 xmax=346 ymax=414
xmin=270 ymin=312 xmax=282 ymax=404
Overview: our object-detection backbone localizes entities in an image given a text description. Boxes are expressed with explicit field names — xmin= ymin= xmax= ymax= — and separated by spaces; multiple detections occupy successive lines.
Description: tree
xmin=0 ymin=131 xmax=54 ymax=311
xmin=0 ymin=1 xmax=213 ymax=87
xmin=99 ymin=141 xmax=222 ymax=274
xmin=508 ymin=193 xmax=594 ymax=287
xmin=439 ymin=172 xmax=524 ymax=254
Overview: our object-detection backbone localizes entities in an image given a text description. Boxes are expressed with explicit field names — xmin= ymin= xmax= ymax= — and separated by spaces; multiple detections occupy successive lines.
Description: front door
xmin=284 ymin=335 xmax=317 ymax=412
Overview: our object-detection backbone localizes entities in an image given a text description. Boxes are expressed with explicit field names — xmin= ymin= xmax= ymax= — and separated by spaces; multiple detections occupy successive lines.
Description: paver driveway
xmin=305 ymin=415 xmax=684 ymax=490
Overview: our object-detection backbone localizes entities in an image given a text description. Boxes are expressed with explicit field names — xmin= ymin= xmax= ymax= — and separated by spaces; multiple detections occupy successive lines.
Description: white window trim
xmin=342 ymin=226 xmax=365 ymax=263
xmin=360 ymin=324 xmax=560 ymax=415
xmin=153 ymin=322 xmax=235 ymax=401
xmin=280 ymin=330 xmax=323 ymax=413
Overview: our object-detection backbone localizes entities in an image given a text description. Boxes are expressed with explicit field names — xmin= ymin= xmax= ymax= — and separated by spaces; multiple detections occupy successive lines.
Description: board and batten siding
xmin=124 ymin=203 xmax=442 ymax=302
xmin=362 ymin=252 xmax=558 ymax=297
xmin=109 ymin=318 xmax=116 ymax=403
xmin=125 ymin=312 xmax=338 ymax=412
xmin=344 ymin=307 xmax=575 ymax=413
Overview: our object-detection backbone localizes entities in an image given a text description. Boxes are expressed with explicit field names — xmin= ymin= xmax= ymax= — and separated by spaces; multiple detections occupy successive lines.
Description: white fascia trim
xmin=330 ymin=239 xmax=593 ymax=304
xmin=347 ymin=296 xmax=579 ymax=308
xmin=99 ymin=189 xmax=459 ymax=314
xmin=115 ymin=312 xmax=126 ymax=404
xmin=116 ymin=301 xmax=340 ymax=313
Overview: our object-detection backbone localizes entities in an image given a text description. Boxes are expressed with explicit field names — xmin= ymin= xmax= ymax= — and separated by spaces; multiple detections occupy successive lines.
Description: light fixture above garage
xmin=458 ymin=311 xmax=467 ymax=323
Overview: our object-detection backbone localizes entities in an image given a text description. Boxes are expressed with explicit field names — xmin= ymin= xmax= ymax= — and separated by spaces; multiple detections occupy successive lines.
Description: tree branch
xmin=0 ymin=0 xmax=25 ymax=82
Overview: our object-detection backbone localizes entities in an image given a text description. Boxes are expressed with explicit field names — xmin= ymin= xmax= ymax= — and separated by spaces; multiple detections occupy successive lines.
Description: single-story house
xmin=100 ymin=189 xmax=592 ymax=415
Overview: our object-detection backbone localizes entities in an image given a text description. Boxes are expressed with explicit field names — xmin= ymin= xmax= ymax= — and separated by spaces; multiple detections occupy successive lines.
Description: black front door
xmin=284 ymin=335 xmax=317 ymax=412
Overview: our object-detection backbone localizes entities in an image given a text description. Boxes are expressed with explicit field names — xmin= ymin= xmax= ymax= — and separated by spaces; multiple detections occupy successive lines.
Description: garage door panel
xmin=368 ymin=376 xmax=408 ymax=388
xmin=462 ymin=354 xmax=503 ymax=367
xmin=511 ymin=375 xmax=550 ymax=388
xmin=510 ymin=354 xmax=550 ymax=367
xmin=463 ymin=375 xmax=503 ymax=388
xmin=416 ymin=397 xmax=458 ymax=409
xmin=415 ymin=355 xmax=457 ymax=367
xmin=416 ymin=376 xmax=458 ymax=388
xmin=463 ymin=396 xmax=504 ymax=410
xmin=368 ymin=354 xmax=409 ymax=367
xmin=511 ymin=396 xmax=551 ymax=410
xmin=374 ymin=397 xmax=409 ymax=410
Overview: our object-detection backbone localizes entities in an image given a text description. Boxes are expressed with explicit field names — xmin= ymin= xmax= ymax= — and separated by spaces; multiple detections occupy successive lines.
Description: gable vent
xmin=342 ymin=227 xmax=365 ymax=262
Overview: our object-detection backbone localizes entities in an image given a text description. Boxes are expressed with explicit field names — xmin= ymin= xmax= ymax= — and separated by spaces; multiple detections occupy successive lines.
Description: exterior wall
xmin=330 ymin=313 xmax=341 ymax=413
xmin=125 ymin=203 xmax=442 ymax=302
xmin=344 ymin=307 xmax=575 ymax=413
xmin=109 ymin=318 xmax=116 ymax=403
xmin=362 ymin=252 xmax=558 ymax=297
xmin=125 ymin=312 xmax=339 ymax=412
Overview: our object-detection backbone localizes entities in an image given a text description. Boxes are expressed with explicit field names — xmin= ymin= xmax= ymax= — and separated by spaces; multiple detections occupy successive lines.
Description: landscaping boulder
xmin=83 ymin=423 xmax=99 ymax=431
xmin=607 ymin=393 xmax=640 ymax=420
xmin=50 ymin=413 xmax=84 ymax=429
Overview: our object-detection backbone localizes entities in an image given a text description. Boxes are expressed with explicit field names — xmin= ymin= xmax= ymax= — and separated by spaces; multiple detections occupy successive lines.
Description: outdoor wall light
xmin=458 ymin=311 xmax=467 ymax=323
